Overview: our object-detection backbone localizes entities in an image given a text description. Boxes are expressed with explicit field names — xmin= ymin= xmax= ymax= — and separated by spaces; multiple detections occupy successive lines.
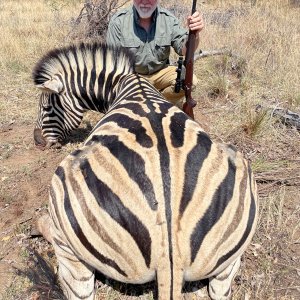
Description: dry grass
xmin=0 ymin=0 xmax=80 ymax=73
xmin=198 ymin=1 xmax=300 ymax=107
xmin=0 ymin=0 xmax=299 ymax=299
xmin=0 ymin=0 xmax=81 ymax=125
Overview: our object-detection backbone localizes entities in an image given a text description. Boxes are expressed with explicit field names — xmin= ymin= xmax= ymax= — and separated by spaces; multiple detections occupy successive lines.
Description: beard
xmin=134 ymin=3 xmax=157 ymax=18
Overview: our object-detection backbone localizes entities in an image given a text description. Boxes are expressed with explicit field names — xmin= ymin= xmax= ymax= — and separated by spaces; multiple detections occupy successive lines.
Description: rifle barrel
xmin=182 ymin=0 xmax=198 ymax=120
xmin=192 ymin=0 xmax=197 ymax=14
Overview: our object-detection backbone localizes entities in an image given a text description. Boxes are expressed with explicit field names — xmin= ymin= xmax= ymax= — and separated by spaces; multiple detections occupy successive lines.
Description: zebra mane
xmin=32 ymin=42 xmax=136 ymax=86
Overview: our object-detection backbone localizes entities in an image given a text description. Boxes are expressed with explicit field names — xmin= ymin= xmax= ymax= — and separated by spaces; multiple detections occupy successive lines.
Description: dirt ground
xmin=0 ymin=123 xmax=65 ymax=297
xmin=0 ymin=108 xmax=299 ymax=299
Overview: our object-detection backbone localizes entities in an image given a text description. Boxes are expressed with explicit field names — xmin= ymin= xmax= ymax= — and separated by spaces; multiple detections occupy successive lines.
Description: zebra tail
xmin=156 ymin=255 xmax=183 ymax=300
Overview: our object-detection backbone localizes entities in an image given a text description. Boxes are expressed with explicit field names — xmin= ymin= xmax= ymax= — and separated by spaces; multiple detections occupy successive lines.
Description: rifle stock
xmin=182 ymin=101 xmax=195 ymax=119
xmin=183 ymin=0 xmax=197 ymax=119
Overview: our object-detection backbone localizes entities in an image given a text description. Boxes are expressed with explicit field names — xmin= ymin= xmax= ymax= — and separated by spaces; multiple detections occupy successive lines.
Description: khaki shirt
xmin=106 ymin=5 xmax=188 ymax=75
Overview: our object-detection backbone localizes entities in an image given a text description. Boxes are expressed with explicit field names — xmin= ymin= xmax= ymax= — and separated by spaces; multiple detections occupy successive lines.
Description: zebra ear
xmin=37 ymin=78 xmax=64 ymax=94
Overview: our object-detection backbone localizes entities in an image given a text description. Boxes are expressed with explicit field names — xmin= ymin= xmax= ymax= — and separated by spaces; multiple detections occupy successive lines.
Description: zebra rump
xmin=33 ymin=42 xmax=258 ymax=300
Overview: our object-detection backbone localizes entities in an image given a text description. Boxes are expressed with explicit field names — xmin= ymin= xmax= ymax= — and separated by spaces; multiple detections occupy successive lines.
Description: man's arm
xmin=106 ymin=21 xmax=122 ymax=47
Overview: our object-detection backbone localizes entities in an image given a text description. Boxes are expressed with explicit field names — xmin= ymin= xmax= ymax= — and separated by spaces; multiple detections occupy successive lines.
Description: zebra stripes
xmin=33 ymin=43 xmax=134 ymax=148
xmin=33 ymin=43 xmax=258 ymax=300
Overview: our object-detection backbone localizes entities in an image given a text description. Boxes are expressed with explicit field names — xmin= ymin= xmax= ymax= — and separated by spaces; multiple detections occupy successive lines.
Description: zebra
xmin=33 ymin=42 xmax=258 ymax=300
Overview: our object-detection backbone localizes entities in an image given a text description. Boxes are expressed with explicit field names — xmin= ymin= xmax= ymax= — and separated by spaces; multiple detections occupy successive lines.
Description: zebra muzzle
xmin=34 ymin=128 xmax=62 ymax=150
xmin=33 ymin=128 xmax=47 ymax=149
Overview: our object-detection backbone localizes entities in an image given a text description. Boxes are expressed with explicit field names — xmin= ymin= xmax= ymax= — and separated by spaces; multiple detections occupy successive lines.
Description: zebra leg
xmin=37 ymin=214 xmax=95 ymax=299
xmin=53 ymin=231 xmax=95 ymax=299
xmin=208 ymin=256 xmax=241 ymax=300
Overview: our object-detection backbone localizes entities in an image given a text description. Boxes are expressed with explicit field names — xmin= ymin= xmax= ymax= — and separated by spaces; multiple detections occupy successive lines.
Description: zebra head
xmin=32 ymin=43 xmax=135 ymax=149
xmin=33 ymin=91 xmax=84 ymax=149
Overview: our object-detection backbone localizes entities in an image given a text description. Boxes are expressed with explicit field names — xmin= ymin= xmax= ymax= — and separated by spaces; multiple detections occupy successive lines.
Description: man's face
xmin=133 ymin=0 xmax=158 ymax=19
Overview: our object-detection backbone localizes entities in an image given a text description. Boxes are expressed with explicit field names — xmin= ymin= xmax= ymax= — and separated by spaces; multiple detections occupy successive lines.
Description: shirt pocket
xmin=155 ymin=37 xmax=171 ymax=61
xmin=122 ymin=38 xmax=141 ymax=57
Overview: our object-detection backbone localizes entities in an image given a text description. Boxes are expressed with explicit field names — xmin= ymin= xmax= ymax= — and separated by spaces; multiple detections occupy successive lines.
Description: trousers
xmin=142 ymin=65 xmax=198 ymax=107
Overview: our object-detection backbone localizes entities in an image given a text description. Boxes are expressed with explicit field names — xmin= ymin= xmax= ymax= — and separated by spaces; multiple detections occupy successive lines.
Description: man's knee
xmin=142 ymin=67 xmax=199 ymax=107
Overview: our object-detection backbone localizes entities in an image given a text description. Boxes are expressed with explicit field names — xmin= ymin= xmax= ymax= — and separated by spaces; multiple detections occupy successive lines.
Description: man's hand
xmin=187 ymin=11 xmax=204 ymax=34
xmin=182 ymin=11 xmax=204 ymax=55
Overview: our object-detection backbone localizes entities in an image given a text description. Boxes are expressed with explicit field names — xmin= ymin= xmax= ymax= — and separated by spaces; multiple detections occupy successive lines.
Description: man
xmin=106 ymin=0 xmax=204 ymax=107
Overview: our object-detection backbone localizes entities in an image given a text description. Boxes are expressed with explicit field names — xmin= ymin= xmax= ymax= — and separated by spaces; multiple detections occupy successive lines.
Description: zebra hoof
xmin=35 ymin=214 xmax=53 ymax=244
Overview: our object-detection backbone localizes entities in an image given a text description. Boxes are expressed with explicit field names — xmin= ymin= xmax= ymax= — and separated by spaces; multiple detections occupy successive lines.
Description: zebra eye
xmin=41 ymin=93 xmax=56 ymax=108
xmin=42 ymin=101 xmax=52 ymax=108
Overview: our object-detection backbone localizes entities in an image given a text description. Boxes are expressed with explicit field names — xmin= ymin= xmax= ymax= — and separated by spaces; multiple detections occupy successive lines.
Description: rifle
xmin=182 ymin=0 xmax=197 ymax=119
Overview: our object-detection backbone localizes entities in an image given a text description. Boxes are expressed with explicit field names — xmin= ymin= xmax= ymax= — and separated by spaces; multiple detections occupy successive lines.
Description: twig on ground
xmin=18 ymin=217 xmax=33 ymax=225
xmin=194 ymin=48 xmax=239 ymax=60
xmin=256 ymin=104 xmax=300 ymax=130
